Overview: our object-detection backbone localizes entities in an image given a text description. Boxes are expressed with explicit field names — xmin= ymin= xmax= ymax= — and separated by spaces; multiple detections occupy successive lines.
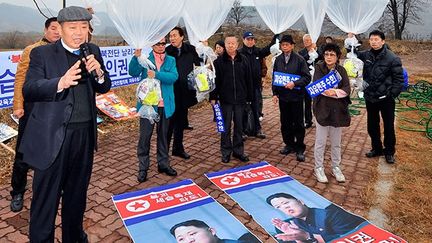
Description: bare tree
xmin=385 ymin=0 xmax=429 ymax=39
xmin=227 ymin=0 xmax=253 ymax=26
xmin=0 ymin=31 xmax=21 ymax=49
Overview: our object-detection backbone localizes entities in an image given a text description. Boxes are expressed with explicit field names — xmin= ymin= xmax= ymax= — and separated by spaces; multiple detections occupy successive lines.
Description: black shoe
xmin=385 ymin=155 xmax=395 ymax=164
xmin=222 ymin=156 xmax=231 ymax=163
xmin=255 ymin=131 xmax=266 ymax=139
xmin=305 ymin=122 xmax=313 ymax=129
xmin=365 ymin=150 xmax=383 ymax=158
xmin=296 ymin=152 xmax=305 ymax=162
xmin=158 ymin=166 xmax=178 ymax=176
xmin=10 ymin=193 xmax=24 ymax=212
xmin=279 ymin=146 xmax=294 ymax=155
xmin=184 ymin=125 xmax=194 ymax=130
xmin=233 ymin=153 xmax=249 ymax=162
xmin=79 ymin=232 xmax=89 ymax=243
xmin=137 ymin=171 xmax=147 ymax=183
xmin=172 ymin=151 xmax=191 ymax=160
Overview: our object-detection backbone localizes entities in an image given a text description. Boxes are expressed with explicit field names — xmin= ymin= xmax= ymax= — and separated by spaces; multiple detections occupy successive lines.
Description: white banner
xmin=0 ymin=45 xmax=148 ymax=109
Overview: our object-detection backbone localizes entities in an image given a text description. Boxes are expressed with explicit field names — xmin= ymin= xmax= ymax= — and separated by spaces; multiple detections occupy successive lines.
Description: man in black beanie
xmin=19 ymin=6 xmax=111 ymax=242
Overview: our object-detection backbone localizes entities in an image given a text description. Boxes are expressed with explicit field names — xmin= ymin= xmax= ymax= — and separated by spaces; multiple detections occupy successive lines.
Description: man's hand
xmin=272 ymin=95 xmax=279 ymax=105
xmin=147 ymin=70 xmax=156 ymax=79
xmin=58 ymin=60 xmax=81 ymax=90
xmin=13 ymin=109 xmax=24 ymax=119
xmin=272 ymin=218 xmax=310 ymax=241
xmin=134 ymin=49 xmax=142 ymax=57
xmin=285 ymin=81 xmax=295 ymax=90
xmin=83 ymin=54 xmax=102 ymax=78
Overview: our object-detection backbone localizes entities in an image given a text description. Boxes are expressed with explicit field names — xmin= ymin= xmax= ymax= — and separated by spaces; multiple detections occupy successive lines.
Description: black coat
xmin=358 ymin=45 xmax=404 ymax=103
xmin=166 ymin=43 xmax=200 ymax=108
xmin=210 ymin=51 xmax=253 ymax=105
xmin=19 ymin=41 xmax=111 ymax=170
xmin=272 ymin=52 xmax=311 ymax=102
xmin=238 ymin=36 xmax=276 ymax=89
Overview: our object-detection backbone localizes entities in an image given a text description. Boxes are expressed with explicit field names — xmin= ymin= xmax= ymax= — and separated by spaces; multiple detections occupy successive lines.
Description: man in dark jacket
xmin=298 ymin=34 xmax=317 ymax=129
xmin=358 ymin=30 xmax=404 ymax=164
xmin=20 ymin=6 xmax=111 ymax=241
xmin=210 ymin=35 xmax=252 ymax=163
xmin=166 ymin=27 xmax=201 ymax=160
xmin=239 ymin=31 xmax=278 ymax=139
xmin=272 ymin=35 xmax=311 ymax=162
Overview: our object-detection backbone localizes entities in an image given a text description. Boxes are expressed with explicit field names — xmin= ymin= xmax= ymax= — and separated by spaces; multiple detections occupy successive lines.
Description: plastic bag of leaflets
xmin=307 ymin=49 xmax=319 ymax=77
xmin=270 ymin=38 xmax=282 ymax=66
xmin=136 ymin=77 xmax=162 ymax=124
xmin=343 ymin=36 xmax=368 ymax=98
xmin=187 ymin=42 xmax=217 ymax=102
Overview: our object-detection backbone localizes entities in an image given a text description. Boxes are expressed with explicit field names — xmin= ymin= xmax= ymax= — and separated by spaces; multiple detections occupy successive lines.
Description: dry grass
xmin=384 ymin=108 xmax=432 ymax=241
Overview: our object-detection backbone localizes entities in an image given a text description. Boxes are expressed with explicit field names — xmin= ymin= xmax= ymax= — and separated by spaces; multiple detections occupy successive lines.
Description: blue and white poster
xmin=206 ymin=162 xmax=406 ymax=243
xmin=112 ymin=179 xmax=261 ymax=243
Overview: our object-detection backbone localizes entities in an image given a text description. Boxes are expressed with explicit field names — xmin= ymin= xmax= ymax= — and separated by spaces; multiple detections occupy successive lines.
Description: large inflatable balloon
xmin=326 ymin=0 xmax=389 ymax=34
xmin=253 ymin=0 xmax=308 ymax=34
xmin=106 ymin=0 xmax=185 ymax=48
xmin=303 ymin=0 xmax=328 ymax=43
xmin=183 ymin=0 xmax=234 ymax=46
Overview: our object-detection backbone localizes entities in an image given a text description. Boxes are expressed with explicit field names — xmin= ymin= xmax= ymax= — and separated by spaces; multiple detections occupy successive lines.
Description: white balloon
xmin=253 ymin=0 xmax=307 ymax=34
xmin=303 ymin=0 xmax=328 ymax=43
xmin=326 ymin=0 xmax=389 ymax=34
xmin=106 ymin=0 xmax=185 ymax=48
xmin=183 ymin=0 xmax=235 ymax=46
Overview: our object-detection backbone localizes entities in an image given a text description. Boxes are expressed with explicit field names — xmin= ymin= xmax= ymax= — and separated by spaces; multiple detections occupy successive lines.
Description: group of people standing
xmin=7 ymin=4 xmax=404 ymax=241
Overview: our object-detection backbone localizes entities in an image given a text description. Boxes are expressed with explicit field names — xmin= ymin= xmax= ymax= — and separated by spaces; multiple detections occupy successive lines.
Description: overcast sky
xmin=0 ymin=0 xmax=255 ymax=13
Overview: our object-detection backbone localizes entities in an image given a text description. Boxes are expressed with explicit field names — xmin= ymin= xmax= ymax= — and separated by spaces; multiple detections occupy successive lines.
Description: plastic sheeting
xmin=81 ymin=0 xmax=102 ymax=27
xmin=253 ymin=0 xmax=307 ymax=34
xmin=326 ymin=0 xmax=389 ymax=34
xmin=183 ymin=0 xmax=234 ymax=46
xmin=106 ymin=0 xmax=185 ymax=48
xmin=303 ymin=0 xmax=328 ymax=43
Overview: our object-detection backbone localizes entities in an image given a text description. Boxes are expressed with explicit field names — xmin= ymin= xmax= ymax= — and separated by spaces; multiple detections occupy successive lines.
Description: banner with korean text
xmin=0 ymin=46 xmax=149 ymax=109
xmin=206 ymin=162 xmax=406 ymax=243
xmin=112 ymin=179 xmax=261 ymax=243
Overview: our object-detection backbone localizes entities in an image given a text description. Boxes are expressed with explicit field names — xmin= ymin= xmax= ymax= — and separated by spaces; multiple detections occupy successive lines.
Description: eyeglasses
xmin=154 ymin=42 xmax=166 ymax=46
xmin=324 ymin=52 xmax=337 ymax=57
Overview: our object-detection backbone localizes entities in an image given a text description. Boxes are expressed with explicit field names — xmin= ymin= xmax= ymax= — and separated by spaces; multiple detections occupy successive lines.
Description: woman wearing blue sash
xmin=312 ymin=43 xmax=351 ymax=183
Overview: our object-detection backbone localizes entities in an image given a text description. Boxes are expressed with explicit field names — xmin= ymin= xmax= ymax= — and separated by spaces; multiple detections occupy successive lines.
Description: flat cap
xmin=57 ymin=6 xmax=92 ymax=23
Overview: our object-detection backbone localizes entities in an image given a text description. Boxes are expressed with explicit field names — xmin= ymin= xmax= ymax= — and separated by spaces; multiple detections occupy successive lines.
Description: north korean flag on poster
xmin=206 ymin=161 xmax=294 ymax=193
xmin=112 ymin=180 xmax=211 ymax=226
xmin=112 ymin=179 xmax=262 ymax=243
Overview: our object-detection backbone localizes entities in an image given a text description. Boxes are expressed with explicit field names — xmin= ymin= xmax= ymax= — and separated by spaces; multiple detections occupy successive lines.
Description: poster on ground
xmin=96 ymin=91 xmax=138 ymax=120
xmin=112 ymin=179 xmax=261 ymax=243
xmin=206 ymin=162 xmax=406 ymax=243
xmin=0 ymin=123 xmax=18 ymax=143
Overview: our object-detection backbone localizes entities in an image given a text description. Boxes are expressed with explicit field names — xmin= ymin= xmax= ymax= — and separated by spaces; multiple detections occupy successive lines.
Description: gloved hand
xmin=272 ymin=33 xmax=281 ymax=43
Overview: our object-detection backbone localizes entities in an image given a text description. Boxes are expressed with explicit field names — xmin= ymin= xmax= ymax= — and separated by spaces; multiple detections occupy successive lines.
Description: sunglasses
xmin=154 ymin=42 xmax=166 ymax=46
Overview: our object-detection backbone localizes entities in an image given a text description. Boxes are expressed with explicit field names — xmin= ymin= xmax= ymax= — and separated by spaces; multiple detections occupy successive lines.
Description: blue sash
xmin=213 ymin=103 xmax=225 ymax=133
xmin=306 ymin=70 xmax=341 ymax=98
xmin=272 ymin=71 xmax=301 ymax=90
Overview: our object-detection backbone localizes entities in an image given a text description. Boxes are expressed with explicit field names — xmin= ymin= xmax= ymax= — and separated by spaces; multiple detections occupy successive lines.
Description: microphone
xmin=80 ymin=43 xmax=98 ymax=81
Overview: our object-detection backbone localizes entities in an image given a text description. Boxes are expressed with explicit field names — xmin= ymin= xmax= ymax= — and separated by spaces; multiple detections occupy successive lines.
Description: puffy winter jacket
xmin=358 ymin=45 xmax=404 ymax=103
